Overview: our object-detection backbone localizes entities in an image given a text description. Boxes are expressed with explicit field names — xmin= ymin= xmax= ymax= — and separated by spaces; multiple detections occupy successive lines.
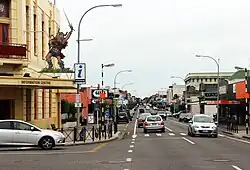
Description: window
xmin=0 ymin=121 xmax=11 ymax=129
xmin=0 ymin=23 xmax=8 ymax=44
xmin=34 ymin=89 xmax=37 ymax=119
xmin=42 ymin=89 xmax=45 ymax=119
xmin=147 ymin=116 xmax=161 ymax=121
xmin=13 ymin=122 xmax=33 ymax=131
xmin=26 ymin=6 xmax=30 ymax=52
xmin=42 ymin=20 xmax=45 ymax=58
xmin=0 ymin=0 xmax=9 ymax=17
xmin=33 ymin=14 xmax=37 ymax=54
xmin=194 ymin=116 xmax=213 ymax=123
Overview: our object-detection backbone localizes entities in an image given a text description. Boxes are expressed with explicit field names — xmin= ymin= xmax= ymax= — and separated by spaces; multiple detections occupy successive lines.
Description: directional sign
xmin=74 ymin=63 xmax=86 ymax=84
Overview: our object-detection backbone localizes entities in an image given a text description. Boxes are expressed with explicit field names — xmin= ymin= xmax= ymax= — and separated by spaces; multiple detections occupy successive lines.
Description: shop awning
xmin=0 ymin=76 xmax=76 ymax=89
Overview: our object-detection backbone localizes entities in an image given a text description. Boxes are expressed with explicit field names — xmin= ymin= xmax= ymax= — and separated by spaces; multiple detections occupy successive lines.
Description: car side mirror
xmin=188 ymin=120 xmax=193 ymax=124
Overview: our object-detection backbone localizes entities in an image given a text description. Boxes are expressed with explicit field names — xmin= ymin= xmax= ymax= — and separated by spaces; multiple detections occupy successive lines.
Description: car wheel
xmin=213 ymin=134 xmax=218 ymax=138
xmin=143 ymin=128 xmax=147 ymax=133
xmin=188 ymin=129 xmax=191 ymax=136
xmin=190 ymin=130 xmax=195 ymax=137
xmin=39 ymin=136 xmax=54 ymax=150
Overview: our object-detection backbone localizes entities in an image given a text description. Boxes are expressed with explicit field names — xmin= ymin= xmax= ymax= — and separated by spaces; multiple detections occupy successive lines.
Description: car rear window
xmin=147 ymin=116 xmax=161 ymax=121
xmin=119 ymin=112 xmax=126 ymax=116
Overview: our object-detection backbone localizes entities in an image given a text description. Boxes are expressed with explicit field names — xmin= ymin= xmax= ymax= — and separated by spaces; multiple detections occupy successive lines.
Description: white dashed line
xmin=133 ymin=119 xmax=137 ymax=138
xmin=131 ymin=141 xmax=135 ymax=144
xmin=165 ymin=126 xmax=173 ymax=132
xmin=132 ymin=138 xmax=135 ymax=141
xmin=124 ymin=169 xmax=130 ymax=170
xmin=129 ymin=145 xmax=134 ymax=148
xmin=169 ymin=133 xmax=175 ymax=136
xmin=156 ymin=133 xmax=162 ymax=137
xmin=144 ymin=134 xmax=149 ymax=137
xmin=232 ymin=165 xmax=242 ymax=170
xmin=182 ymin=137 xmax=195 ymax=145
xmin=126 ymin=158 xmax=132 ymax=162
xmin=128 ymin=150 xmax=133 ymax=153
xmin=180 ymin=133 xmax=187 ymax=136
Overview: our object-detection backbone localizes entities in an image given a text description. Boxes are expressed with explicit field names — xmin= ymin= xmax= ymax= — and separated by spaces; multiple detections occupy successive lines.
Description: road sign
xmin=74 ymin=63 xmax=86 ymax=84
xmin=75 ymin=102 xmax=81 ymax=107
xmin=76 ymin=94 xmax=81 ymax=103
xmin=92 ymin=89 xmax=108 ymax=99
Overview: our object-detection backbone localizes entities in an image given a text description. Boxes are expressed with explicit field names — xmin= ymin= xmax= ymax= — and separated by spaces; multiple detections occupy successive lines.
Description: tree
xmin=61 ymin=99 xmax=70 ymax=115
xmin=69 ymin=102 xmax=77 ymax=118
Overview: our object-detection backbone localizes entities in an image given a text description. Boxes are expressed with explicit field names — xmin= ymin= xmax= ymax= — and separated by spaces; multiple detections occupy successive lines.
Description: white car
xmin=0 ymin=120 xmax=65 ymax=149
xmin=143 ymin=115 xmax=165 ymax=133
xmin=188 ymin=114 xmax=218 ymax=138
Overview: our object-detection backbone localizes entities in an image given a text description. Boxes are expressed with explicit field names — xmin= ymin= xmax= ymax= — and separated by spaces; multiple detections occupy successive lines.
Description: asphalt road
xmin=1 ymin=116 xmax=250 ymax=170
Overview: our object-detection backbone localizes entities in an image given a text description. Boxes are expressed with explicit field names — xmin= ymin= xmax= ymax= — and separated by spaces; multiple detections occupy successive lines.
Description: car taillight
xmin=160 ymin=121 xmax=164 ymax=125
xmin=144 ymin=122 xmax=148 ymax=126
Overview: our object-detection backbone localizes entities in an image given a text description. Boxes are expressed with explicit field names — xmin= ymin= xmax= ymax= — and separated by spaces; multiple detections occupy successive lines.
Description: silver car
xmin=188 ymin=114 xmax=218 ymax=138
xmin=0 ymin=120 xmax=66 ymax=149
xmin=143 ymin=115 xmax=165 ymax=133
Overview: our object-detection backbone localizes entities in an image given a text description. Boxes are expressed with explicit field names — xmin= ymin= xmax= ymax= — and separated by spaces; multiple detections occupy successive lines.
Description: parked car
xmin=143 ymin=115 xmax=165 ymax=133
xmin=0 ymin=120 xmax=65 ymax=150
xmin=179 ymin=113 xmax=188 ymax=122
xmin=183 ymin=113 xmax=193 ymax=122
xmin=157 ymin=111 xmax=166 ymax=120
xmin=117 ymin=112 xmax=129 ymax=123
xmin=166 ymin=111 xmax=172 ymax=117
xmin=188 ymin=114 xmax=218 ymax=137
xmin=137 ymin=113 xmax=152 ymax=128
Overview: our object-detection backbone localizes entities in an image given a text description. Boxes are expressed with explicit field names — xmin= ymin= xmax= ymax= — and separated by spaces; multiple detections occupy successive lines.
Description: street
xmin=1 ymin=118 xmax=250 ymax=170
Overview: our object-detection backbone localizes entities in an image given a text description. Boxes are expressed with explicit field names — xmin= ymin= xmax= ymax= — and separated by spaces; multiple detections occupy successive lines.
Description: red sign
xmin=100 ymin=92 xmax=106 ymax=99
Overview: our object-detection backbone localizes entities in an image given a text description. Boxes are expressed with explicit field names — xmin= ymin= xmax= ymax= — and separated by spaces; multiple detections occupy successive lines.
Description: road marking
xmin=225 ymin=135 xmax=250 ymax=144
xmin=129 ymin=145 xmax=134 ymax=148
xmin=132 ymin=138 xmax=135 ymax=141
xmin=144 ymin=134 xmax=149 ymax=137
xmin=125 ymin=124 xmax=129 ymax=127
xmin=218 ymin=134 xmax=225 ymax=137
xmin=126 ymin=158 xmax=132 ymax=162
xmin=180 ymin=133 xmax=187 ymax=136
xmin=182 ymin=137 xmax=195 ymax=145
xmin=165 ymin=126 xmax=173 ymax=132
xmin=133 ymin=119 xmax=137 ymax=138
xmin=131 ymin=141 xmax=135 ymax=144
xmin=89 ymin=143 xmax=108 ymax=152
xmin=124 ymin=169 xmax=130 ymax=170
xmin=156 ymin=133 xmax=162 ymax=137
xmin=0 ymin=150 xmax=93 ymax=155
xmin=213 ymin=159 xmax=229 ymax=162
xmin=169 ymin=133 xmax=175 ymax=136
xmin=128 ymin=150 xmax=133 ymax=153
xmin=232 ymin=165 xmax=242 ymax=170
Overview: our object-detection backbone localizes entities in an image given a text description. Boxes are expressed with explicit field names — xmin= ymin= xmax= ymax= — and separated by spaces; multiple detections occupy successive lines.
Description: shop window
xmin=0 ymin=0 xmax=9 ymax=17
xmin=33 ymin=14 xmax=37 ymax=55
xmin=0 ymin=23 xmax=9 ymax=44
xmin=42 ymin=89 xmax=45 ymax=119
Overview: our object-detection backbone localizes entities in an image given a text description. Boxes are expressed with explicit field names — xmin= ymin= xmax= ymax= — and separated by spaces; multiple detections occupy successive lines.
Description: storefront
xmin=0 ymin=76 xmax=75 ymax=129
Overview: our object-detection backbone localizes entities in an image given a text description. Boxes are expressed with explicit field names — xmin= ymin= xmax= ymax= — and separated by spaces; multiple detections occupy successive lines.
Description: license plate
xmin=151 ymin=123 xmax=157 ymax=125
xmin=119 ymin=116 xmax=124 ymax=118
xmin=203 ymin=130 xmax=208 ymax=132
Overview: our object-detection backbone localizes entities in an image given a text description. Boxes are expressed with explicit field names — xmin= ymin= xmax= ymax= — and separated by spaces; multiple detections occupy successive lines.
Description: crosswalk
xmin=142 ymin=132 xmax=187 ymax=137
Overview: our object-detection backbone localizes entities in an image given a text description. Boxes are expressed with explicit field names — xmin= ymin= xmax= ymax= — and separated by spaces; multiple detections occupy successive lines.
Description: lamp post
xmin=235 ymin=66 xmax=249 ymax=134
xmin=171 ymin=76 xmax=187 ymax=113
xmin=113 ymin=69 xmax=132 ymax=133
xmin=122 ymin=83 xmax=133 ymax=90
xmin=196 ymin=55 xmax=220 ymax=124
xmin=101 ymin=63 xmax=115 ymax=126
xmin=75 ymin=4 xmax=122 ymax=127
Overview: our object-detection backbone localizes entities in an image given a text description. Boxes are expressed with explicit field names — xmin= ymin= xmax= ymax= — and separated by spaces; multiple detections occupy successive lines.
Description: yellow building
xmin=0 ymin=0 xmax=75 ymax=128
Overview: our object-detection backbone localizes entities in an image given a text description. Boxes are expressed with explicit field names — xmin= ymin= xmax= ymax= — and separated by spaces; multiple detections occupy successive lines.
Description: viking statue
xmin=44 ymin=10 xmax=74 ymax=70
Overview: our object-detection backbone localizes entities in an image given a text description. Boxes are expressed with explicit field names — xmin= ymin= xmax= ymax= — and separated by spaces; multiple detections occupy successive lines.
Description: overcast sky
xmin=54 ymin=0 xmax=250 ymax=98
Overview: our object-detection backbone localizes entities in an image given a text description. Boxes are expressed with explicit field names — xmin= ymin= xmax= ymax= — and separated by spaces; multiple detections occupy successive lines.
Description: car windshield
xmin=158 ymin=111 xmax=165 ymax=114
xmin=194 ymin=116 xmax=213 ymax=123
xmin=147 ymin=116 xmax=161 ymax=122
xmin=119 ymin=112 xmax=126 ymax=116
xmin=139 ymin=113 xmax=151 ymax=119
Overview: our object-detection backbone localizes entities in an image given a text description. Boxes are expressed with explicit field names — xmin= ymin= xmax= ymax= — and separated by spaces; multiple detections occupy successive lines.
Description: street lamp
xmin=171 ymin=76 xmax=187 ymax=113
xmin=196 ymin=55 xmax=220 ymax=124
xmin=75 ymin=4 xmax=122 ymax=127
xmin=235 ymin=65 xmax=249 ymax=134
xmin=122 ymin=83 xmax=133 ymax=90
xmin=113 ymin=69 xmax=132 ymax=133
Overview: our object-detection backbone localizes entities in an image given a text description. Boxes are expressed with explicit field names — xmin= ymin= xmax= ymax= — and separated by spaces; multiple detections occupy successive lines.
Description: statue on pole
xmin=44 ymin=10 xmax=74 ymax=70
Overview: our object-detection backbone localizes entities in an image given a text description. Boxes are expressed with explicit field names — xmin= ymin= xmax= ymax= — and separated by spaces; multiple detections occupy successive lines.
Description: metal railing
xmin=59 ymin=124 xmax=114 ymax=143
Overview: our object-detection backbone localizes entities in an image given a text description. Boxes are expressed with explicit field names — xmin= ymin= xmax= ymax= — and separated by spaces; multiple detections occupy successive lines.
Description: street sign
xmin=75 ymin=102 xmax=81 ymax=107
xmin=74 ymin=63 xmax=86 ymax=84
xmin=92 ymin=89 xmax=108 ymax=99
xmin=76 ymin=94 xmax=81 ymax=103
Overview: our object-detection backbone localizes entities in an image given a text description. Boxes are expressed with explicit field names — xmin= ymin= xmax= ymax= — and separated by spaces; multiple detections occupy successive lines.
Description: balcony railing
xmin=0 ymin=43 xmax=27 ymax=59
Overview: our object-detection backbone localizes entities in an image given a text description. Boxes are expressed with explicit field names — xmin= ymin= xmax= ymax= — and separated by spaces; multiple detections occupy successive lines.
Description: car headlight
xmin=193 ymin=126 xmax=199 ymax=128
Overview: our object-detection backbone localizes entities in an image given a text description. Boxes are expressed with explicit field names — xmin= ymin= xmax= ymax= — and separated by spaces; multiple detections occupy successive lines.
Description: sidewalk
xmin=219 ymin=125 xmax=250 ymax=140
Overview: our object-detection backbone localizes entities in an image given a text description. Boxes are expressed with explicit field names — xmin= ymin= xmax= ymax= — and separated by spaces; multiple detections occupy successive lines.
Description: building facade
xmin=0 ymin=0 xmax=74 ymax=128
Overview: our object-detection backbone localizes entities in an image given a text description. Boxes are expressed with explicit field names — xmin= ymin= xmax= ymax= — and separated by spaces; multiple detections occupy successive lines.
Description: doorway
xmin=0 ymin=100 xmax=11 ymax=119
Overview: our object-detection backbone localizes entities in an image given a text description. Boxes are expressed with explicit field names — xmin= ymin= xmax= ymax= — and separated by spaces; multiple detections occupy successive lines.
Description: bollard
xmin=92 ymin=126 xmax=95 ymax=141
xmin=73 ymin=127 xmax=77 ymax=143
